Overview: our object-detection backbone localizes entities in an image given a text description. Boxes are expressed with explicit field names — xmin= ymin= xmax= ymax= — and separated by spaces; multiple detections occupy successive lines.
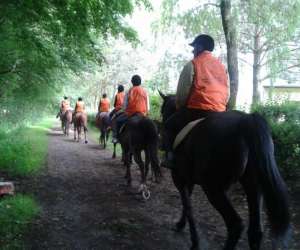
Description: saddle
xmin=119 ymin=113 xmax=143 ymax=135
xmin=173 ymin=118 xmax=206 ymax=150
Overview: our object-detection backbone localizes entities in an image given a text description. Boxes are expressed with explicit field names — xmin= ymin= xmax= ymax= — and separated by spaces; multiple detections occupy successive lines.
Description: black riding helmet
xmin=131 ymin=75 xmax=142 ymax=86
xmin=189 ymin=34 xmax=214 ymax=52
xmin=118 ymin=85 xmax=124 ymax=92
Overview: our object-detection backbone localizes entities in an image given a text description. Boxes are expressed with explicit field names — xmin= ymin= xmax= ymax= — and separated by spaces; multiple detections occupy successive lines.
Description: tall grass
xmin=0 ymin=118 xmax=54 ymax=176
xmin=0 ymin=195 xmax=40 ymax=249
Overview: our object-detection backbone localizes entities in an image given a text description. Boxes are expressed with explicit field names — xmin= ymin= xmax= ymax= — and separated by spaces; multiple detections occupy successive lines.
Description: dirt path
xmin=22 ymin=125 xmax=300 ymax=250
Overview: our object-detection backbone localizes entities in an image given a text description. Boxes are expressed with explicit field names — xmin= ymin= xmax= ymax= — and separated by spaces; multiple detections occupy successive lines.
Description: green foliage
xmin=148 ymin=95 xmax=162 ymax=121
xmin=253 ymin=101 xmax=300 ymax=177
xmin=0 ymin=195 xmax=39 ymax=249
xmin=0 ymin=0 xmax=150 ymax=127
xmin=0 ymin=118 xmax=53 ymax=176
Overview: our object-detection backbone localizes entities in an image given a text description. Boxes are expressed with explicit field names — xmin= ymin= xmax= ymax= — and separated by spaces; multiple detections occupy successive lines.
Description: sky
xmin=126 ymin=0 xmax=255 ymax=106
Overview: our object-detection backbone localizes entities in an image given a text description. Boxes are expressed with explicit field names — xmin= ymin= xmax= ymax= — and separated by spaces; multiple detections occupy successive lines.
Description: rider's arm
xmin=122 ymin=92 xmax=129 ymax=111
xmin=176 ymin=61 xmax=194 ymax=109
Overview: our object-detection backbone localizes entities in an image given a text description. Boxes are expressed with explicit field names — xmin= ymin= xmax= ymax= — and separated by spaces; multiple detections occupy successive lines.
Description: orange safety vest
xmin=61 ymin=100 xmax=70 ymax=112
xmin=187 ymin=51 xmax=228 ymax=112
xmin=99 ymin=98 xmax=110 ymax=112
xmin=114 ymin=92 xmax=125 ymax=111
xmin=75 ymin=101 xmax=85 ymax=113
xmin=125 ymin=86 xmax=148 ymax=116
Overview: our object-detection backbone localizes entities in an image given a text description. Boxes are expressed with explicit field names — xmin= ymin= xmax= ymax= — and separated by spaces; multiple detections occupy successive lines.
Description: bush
xmin=0 ymin=195 xmax=39 ymax=249
xmin=0 ymin=119 xmax=53 ymax=176
xmin=253 ymin=101 xmax=300 ymax=177
xmin=148 ymin=95 xmax=162 ymax=121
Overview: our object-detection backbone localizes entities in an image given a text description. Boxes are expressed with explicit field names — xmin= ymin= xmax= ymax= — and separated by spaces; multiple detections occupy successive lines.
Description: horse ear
xmin=158 ymin=90 xmax=166 ymax=100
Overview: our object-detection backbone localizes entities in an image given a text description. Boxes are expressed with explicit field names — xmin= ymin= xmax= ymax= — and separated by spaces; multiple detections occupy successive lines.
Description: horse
xmin=159 ymin=92 xmax=291 ymax=250
xmin=62 ymin=110 xmax=72 ymax=136
xmin=73 ymin=112 xmax=88 ymax=143
xmin=119 ymin=114 xmax=162 ymax=199
xmin=95 ymin=112 xmax=111 ymax=149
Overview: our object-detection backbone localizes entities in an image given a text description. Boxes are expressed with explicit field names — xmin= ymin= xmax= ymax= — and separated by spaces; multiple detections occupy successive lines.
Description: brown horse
xmin=95 ymin=112 xmax=111 ymax=148
xmin=73 ymin=112 xmax=88 ymax=143
xmin=62 ymin=110 xmax=73 ymax=136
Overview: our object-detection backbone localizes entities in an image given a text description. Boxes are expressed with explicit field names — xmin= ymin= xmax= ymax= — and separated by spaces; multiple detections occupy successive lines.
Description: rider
xmin=98 ymin=93 xmax=110 ymax=114
xmin=162 ymin=34 xmax=229 ymax=169
xmin=74 ymin=97 xmax=85 ymax=114
xmin=111 ymin=75 xmax=149 ymax=143
xmin=57 ymin=96 xmax=70 ymax=118
xmin=109 ymin=85 xmax=125 ymax=119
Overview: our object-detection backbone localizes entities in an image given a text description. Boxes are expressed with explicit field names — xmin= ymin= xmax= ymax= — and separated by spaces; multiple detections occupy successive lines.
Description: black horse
xmin=95 ymin=112 xmax=111 ymax=149
xmin=119 ymin=115 xmax=162 ymax=199
xmin=159 ymin=93 xmax=291 ymax=250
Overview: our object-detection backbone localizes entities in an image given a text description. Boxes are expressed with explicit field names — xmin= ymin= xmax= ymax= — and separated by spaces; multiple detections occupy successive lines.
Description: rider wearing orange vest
xmin=112 ymin=75 xmax=149 ymax=143
xmin=109 ymin=85 xmax=125 ymax=119
xmin=114 ymin=85 xmax=125 ymax=111
xmin=61 ymin=96 xmax=70 ymax=113
xmin=98 ymin=94 xmax=110 ymax=113
xmin=162 ymin=34 xmax=229 ymax=168
xmin=75 ymin=97 xmax=85 ymax=113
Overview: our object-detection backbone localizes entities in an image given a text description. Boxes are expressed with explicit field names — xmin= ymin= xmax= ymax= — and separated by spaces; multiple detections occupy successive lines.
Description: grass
xmin=0 ymin=118 xmax=54 ymax=176
xmin=0 ymin=195 xmax=40 ymax=249
xmin=0 ymin=118 xmax=52 ymax=249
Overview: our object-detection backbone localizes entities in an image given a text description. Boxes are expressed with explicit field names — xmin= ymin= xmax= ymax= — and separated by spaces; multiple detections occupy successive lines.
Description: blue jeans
xmin=113 ymin=113 xmax=128 ymax=138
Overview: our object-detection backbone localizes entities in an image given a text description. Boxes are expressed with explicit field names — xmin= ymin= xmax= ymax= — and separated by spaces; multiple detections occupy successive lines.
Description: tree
xmin=0 ymin=0 xmax=150 ymax=126
xmin=238 ymin=0 xmax=300 ymax=104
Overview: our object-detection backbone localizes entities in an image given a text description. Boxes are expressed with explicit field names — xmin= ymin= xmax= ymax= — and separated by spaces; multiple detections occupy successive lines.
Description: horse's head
xmin=158 ymin=90 xmax=176 ymax=123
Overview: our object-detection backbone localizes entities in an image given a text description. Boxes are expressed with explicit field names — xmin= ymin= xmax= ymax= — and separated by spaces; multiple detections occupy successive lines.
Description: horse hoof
xmin=85 ymin=141 xmax=88 ymax=144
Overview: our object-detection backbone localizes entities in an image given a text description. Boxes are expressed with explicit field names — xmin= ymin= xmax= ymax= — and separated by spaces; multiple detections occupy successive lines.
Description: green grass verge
xmin=0 ymin=118 xmax=54 ymax=176
xmin=0 ymin=195 xmax=39 ymax=249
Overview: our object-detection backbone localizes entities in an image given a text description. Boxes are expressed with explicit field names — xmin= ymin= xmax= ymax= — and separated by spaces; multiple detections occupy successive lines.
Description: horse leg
xmin=203 ymin=187 xmax=244 ymax=250
xmin=178 ymin=185 xmax=199 ymax=250
xmin=84 ymin=126 xmax=88 ymax=144
xmin=240 ymin=172 xmax=263 ymax=250
xmin=175 ymin=183 xmax=194 ymax=232
xmin=77 ymin=126 xmax=81 ymax=142
xmin=74 ymin=123 xmax=76 ymax=140
xmin=103 ymin=130 xmax=106 ymax=148
xmin=145 ymin=150 xmax=150 ymax=181
xmin=133 ymin=150 xmax=146 ymax=186
xmin=124 ymin=150 xmax=132 ymax=186
xmin=112 ymin=143 xmax=116 ymax=158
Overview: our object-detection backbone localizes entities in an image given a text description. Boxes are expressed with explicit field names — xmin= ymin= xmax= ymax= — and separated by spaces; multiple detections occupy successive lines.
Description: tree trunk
xmin=252 ymin=25 xmax=262 ymax=105
xmin=220 ymin=0 xmax=239 ymax=110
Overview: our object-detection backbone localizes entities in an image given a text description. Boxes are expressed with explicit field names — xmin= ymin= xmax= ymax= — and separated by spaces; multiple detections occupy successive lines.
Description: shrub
xmin=148 ymin=95 xmax=162 ymax=121
xmin=253 ymin=101 xmax=300 ymax=177
xmin=0 ymin=195 xmax=39 ymax=249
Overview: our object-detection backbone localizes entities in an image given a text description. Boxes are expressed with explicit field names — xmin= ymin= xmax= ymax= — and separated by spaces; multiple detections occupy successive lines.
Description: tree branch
xmin=238 ymin=56 xmax=252 ymax=67
xmin=259 ymin=63 xmax=300 ymax=82
xmin=204 ymin=3 xmax=220 ymax=8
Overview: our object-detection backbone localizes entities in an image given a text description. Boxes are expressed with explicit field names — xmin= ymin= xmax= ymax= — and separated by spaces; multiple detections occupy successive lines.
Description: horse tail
xmin=141 ymin=118 xmax=162 ymax=178
xmin=241 ymin=113 xmax=291 ymax=242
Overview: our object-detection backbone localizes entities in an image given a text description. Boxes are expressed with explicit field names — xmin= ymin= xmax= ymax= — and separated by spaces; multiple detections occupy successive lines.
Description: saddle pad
xmin=173 ymin=118 xmax=206 ymax=150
